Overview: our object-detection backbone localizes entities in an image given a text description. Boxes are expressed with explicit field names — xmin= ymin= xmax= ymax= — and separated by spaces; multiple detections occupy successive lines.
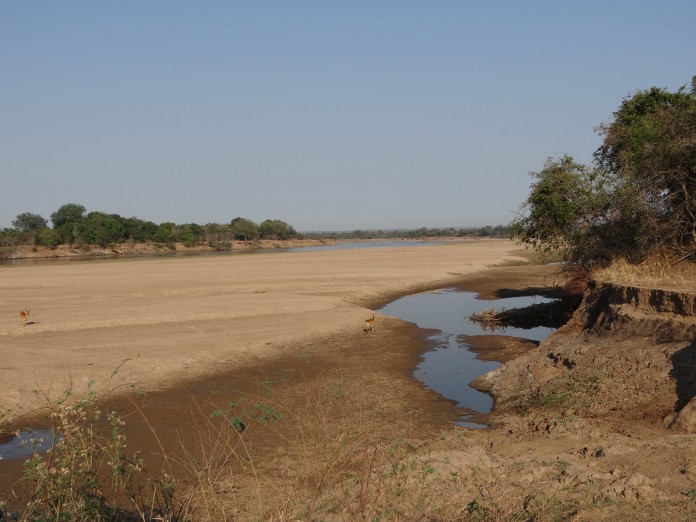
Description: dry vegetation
xmin=591 ymin=253 xmax=696 ymax=291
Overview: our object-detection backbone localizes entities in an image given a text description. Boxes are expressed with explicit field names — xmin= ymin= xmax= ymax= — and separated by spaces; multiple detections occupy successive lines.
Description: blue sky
xmin=2 ymin=1 xmax=694 ymax=231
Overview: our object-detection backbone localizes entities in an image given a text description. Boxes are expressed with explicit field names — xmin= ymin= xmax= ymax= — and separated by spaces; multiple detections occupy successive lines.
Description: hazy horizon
xmin=2 ymin=1 xmax=695 ymax=231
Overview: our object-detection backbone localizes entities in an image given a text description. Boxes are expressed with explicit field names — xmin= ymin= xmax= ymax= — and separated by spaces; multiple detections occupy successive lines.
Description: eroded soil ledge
xmin=460 ymin=279 xmax=696 ymax=520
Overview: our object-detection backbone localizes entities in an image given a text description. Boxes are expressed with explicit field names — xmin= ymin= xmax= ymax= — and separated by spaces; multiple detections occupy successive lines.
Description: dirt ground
xmin=2 ymin=242 xmax=696 ymax=520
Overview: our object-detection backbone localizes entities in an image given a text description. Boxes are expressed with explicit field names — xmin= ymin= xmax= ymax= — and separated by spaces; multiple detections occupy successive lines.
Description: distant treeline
xmin=303 ymin=225 xmax=512 ymax=240
xmin=0 ymin=203 xmax=512 ymax=250
xmin=1 ymin=204 xmax=297 ymax=249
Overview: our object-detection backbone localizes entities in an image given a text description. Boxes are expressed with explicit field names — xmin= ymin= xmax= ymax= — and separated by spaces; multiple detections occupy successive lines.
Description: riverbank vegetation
xmin=0 ymin=203 xmax=512 ymax=259
xmin=1 ymin=206 xmax=298 ymax=252
xmin=513 ymin=75 xmax=696 ymax=276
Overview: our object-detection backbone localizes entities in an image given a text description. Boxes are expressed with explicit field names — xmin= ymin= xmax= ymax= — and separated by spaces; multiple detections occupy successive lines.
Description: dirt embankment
xmin=3 ymin=239 xmax=338 ymax=260
xmin=456 ymin=279 xmax=696 ymax=520
xmin=482 ymin=280 xmax=696 ymax=419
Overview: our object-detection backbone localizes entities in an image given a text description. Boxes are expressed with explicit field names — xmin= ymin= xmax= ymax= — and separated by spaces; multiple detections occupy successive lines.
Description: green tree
xmin=230 ymin=217 xmax=259 ymax=241
xmin=12 ymin=212 xmax=48 ymax=233
xmin=258 ymin=219 xmax=296 ymax=240
xmin=204 ymin=222 xmax=233 ymax=247
xmin=177 ymin=223 xmax=205 ymax=247
xmin=512 ymin=155 xmax=611 ymax=260
xmin=50 ymin=203 xmax=86 ymax=228
xmin=35 ymin=228 xmax=59 ymax=247
xmin=595 ymin=76 xmax=696 ymax=256
xmin=514 ymin=76 xmax=696 ymax=263
xmin=155 ymin=222 xmax=176 ymax=243
xmin=123 ymin=217 xmax=158 ymax=242
xmin=51 ymin=203 xmax=86 ymax=245
xmin=80 ymin=212 xmax=126 ymax=247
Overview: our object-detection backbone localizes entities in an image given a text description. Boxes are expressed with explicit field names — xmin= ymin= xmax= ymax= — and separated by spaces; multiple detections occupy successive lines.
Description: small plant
xmin=466 ymin=498 xmax=489 ymax=516
xmin=253 ymin=404 xmax=283 ymax=422
xmin=13 ymin=379 xmax=199 ymax=521
xmin=19 ymin=384 xmax=138 ymax=521
xmin=528 ymin=388 xmax=573 ymax=408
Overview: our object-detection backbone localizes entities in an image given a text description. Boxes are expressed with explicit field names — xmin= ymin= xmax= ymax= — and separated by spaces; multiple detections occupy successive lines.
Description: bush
xmin=19 ymin=384 xmax=138 ymax=521
xmin=258 ymin=219 xmax=296 ymax=240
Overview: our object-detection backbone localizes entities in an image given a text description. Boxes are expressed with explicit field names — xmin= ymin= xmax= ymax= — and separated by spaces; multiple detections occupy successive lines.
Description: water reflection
xmin=0 ymin=429 xmax=56 ymax=459
xmin=380 ymin=289 xmax=555 ymax=428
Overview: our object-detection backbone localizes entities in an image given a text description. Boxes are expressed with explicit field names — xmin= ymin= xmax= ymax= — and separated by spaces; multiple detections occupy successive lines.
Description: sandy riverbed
xmin=5 ymin=240 xmax=693 ymax=520
xmin=0 ymin=239 xmax=523 ymax=415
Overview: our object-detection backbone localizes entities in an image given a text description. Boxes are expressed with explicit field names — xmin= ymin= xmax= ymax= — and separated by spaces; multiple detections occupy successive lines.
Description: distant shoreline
xmin=2 ymin=239 xmax=335 ymax=260
xmin=2 ymin=236 xmax=477 ymax=261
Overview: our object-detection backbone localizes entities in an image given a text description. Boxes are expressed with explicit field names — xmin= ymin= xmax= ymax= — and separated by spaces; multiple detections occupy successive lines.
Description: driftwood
xmin=469 ymin=307 xmax=504 ymax=327
xmin=470 ymin=297 xmax=581 ymax=331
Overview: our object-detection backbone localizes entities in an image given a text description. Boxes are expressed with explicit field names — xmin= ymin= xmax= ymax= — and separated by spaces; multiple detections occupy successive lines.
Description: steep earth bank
xmin=453 ymin=279 xmax=696 ymax=520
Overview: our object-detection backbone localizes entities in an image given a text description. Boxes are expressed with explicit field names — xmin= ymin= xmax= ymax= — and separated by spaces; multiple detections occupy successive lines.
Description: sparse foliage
xmin=19 ymin=385 xmax=137 ymax=521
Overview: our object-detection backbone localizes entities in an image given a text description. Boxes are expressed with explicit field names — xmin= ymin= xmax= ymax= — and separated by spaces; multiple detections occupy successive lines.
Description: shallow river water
xmin=380 ymin=289 xmax=555 ymax=428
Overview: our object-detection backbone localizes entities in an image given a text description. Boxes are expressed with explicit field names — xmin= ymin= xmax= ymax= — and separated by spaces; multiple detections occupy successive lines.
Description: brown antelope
xmin=364 ymin=313 xmax=375 ymax=333
xmin=19 ymin=307 xmax=30 ymax=327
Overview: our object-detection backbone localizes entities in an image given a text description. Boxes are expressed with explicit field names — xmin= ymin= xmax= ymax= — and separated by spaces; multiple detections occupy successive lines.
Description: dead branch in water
xmin=470 ymin=297 xmax=581 ymax=332
xmin=469 ymin=307 xmax=504 ymax=326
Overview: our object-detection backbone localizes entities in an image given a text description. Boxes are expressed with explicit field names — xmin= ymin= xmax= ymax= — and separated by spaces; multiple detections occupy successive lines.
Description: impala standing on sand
xmin=364 ymin=313 xmax=375 ymax=333
xmin=19 ymin=307 xmax=30 ymax=327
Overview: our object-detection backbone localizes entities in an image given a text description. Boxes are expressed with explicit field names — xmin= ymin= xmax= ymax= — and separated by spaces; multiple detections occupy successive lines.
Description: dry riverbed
xmin=0 ymin=239 xmax=519 ymax=414
xmin=2 ymin=240 xmax=695 ymax=520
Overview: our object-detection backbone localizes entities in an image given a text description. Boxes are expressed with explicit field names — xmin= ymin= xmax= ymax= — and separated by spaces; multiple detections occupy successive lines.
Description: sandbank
xmin=0 ymin=239 xmax=523 ymax=414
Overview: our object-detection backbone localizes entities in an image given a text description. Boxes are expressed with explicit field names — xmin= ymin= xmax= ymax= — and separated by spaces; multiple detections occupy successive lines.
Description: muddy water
xmin=380 ymin=289 xmax=555 ymax=428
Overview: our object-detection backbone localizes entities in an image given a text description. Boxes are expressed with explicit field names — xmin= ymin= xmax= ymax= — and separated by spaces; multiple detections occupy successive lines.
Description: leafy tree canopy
xmin=259 ymin=219 xmax=296 ymax=240
xmin=12 ymin=212 xmax=48 ymax=232
xmin=80 ymin=212 xmax=126 ymax=247
xmin=515 ymin=75 xmax=696 ymax=263
xmin=230 ymin=217 xmax=259 ymax=241
xmin=156 ymin=222 xmax=177 ymax=243
xmin=50 ymin=203 xmax=86 ymax=228
xmin=512 ymin=155 xmax=611 ymax=260
xmin=595 ymin=76 xmax=696 ymax=254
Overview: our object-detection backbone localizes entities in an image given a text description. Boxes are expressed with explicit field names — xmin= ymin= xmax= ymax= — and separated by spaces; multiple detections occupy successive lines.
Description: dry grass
xmin=591 ymin=253 xmax=696 ymax=291
xmin=2 ymin=365 xmax=584 ymax=521
xmin=493 ymin=246 xmax=562 ymax=267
